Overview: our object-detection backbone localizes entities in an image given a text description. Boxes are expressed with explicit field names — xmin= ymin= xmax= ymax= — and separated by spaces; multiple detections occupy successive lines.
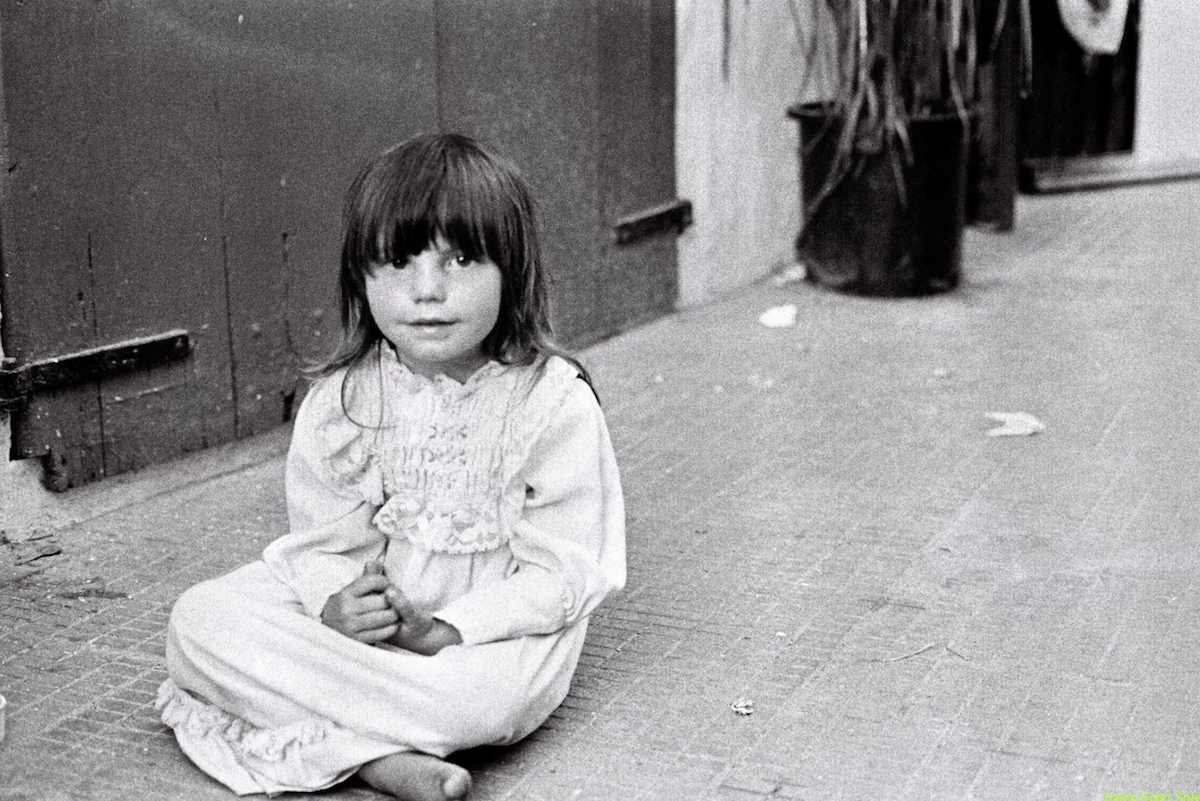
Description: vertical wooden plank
xmin=84 ymin=4 xmax=233 ymax=477
xmin=597 ymin=0 xmax=678 ymax=340
xmin=437 ymin=0 xmax=604 ymax=345
xmin=675 ymin=0 xmax=802 ymax=306
xmin=208 ymin=0 xmax=438 ymax=438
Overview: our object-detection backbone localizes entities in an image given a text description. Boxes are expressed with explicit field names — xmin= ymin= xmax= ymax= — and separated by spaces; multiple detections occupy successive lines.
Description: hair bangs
xmin=342 ymin=139 xmax=521 ymax=276
xmin=426 ymin=162 xmax=514 ymax=268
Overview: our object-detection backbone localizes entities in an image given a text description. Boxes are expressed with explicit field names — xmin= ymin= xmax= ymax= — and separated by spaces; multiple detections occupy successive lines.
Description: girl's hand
xmin=320 ymin=569 xmax=400 ymax=643
xmin=384 ymin=587 xmax=463 ymax=656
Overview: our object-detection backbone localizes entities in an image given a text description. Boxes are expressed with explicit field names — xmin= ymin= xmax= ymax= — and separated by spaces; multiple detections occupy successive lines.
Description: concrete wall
xmin=1134 ymin=0 xmax=1200 ymax=161
xmin=675 ymin=0 xmax=820 ymax=307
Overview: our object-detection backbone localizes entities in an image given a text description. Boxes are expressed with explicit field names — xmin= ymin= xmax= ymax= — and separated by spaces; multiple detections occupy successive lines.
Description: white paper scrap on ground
xmin=986 ymin=412 xmax=1046 ymax=437
xmin=759 ymin=304 xmax=798 ymax=328
xmin=730 ymin=697 xmax=754 ymax=716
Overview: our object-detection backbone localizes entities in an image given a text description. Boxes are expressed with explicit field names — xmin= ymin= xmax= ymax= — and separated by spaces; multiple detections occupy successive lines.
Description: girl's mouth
xmin=407 ymin=320 xmax=456 ymax=336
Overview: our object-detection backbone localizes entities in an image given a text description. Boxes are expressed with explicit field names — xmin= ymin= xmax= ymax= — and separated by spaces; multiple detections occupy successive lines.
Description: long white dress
xmin=157 ymin=350 xmax=626 ymax=796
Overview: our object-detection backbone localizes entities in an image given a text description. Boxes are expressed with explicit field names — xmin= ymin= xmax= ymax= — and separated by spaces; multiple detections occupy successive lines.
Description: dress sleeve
xmin=433 ymin=379 xmax=626 ymax=645
xmin=260 ymin=378 xmax=387 ymax=618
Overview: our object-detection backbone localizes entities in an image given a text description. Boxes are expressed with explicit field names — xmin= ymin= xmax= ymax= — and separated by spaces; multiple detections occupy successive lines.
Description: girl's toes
xmin=443 ymin=768 xmax=471 ymax=799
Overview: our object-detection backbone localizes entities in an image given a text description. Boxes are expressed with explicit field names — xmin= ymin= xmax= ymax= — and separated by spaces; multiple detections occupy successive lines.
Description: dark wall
xmin=0 ymin=0 xmax=677 ymax=487
xmin=1021 ymin=0 xmax=1140 ymax=158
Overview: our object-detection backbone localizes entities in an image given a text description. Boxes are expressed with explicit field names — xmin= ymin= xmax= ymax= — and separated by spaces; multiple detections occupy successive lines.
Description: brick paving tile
xmin=3 ymin=183 xmax=1200 ymax=799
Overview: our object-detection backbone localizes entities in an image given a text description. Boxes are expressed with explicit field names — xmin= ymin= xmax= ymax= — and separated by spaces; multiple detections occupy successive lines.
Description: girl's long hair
xmin=315 ymin=133 xmax=590 ymax=397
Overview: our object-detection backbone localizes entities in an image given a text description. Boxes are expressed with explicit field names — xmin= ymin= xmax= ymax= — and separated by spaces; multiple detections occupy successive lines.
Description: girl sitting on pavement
xmin=157 ymin=133 xmax=626 ymax=801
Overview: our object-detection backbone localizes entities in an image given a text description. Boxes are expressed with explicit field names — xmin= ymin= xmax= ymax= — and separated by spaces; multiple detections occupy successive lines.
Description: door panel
xmin=1 ymin=3 xmax=232 ymax=485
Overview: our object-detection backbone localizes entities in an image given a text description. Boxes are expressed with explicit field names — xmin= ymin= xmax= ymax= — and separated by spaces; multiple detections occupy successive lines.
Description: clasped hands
xmin=320 ymin=558 xmax=462 ymax=655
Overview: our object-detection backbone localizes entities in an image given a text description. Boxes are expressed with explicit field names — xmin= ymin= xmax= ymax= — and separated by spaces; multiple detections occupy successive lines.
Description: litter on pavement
xmin=758 ymin=304 xmax=798 ymax=328
xmin=730 ymin=697 xmax=754 ymax=716
xmin=985 ymin=412 xmax=1046 ymax=437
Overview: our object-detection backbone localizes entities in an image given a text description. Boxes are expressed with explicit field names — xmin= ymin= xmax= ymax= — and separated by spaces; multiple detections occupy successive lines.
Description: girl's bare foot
xmin=359 ymin=752 xmax=471 ymax=801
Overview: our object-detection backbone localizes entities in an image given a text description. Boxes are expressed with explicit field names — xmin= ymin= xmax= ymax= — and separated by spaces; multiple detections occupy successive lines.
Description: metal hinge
xmin=0 ymin=329 xmax=191 ymax=413
xmin=614 ymin=200 xmax=694 ymax=246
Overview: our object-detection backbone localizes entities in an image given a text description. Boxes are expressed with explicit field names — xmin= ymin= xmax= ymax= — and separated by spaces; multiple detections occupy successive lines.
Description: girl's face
xmin=365 ymin=236 xmax=502 ymax=383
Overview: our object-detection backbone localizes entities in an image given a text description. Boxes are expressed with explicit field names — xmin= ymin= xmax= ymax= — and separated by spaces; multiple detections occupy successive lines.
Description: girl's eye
xmin=390 ymin=258 xmax=409 ymax=270
xmin=450 ymin=254 xmax=478 ymax=268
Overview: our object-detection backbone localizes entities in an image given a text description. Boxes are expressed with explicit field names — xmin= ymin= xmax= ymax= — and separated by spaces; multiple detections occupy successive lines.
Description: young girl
xmin=157 ymin=133 xmax=626 ymax=801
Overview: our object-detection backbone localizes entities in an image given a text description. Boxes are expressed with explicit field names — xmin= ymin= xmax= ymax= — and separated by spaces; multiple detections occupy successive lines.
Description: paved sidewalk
xmin=2 ymin=181 xmax=1200 ymax=801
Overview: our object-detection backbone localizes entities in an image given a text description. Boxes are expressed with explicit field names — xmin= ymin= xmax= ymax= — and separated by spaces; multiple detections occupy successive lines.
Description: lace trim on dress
xmin=157 ymin=678 xmax=328 ymax=764
xmin=372 ymin=491 xmax=523 ymax=555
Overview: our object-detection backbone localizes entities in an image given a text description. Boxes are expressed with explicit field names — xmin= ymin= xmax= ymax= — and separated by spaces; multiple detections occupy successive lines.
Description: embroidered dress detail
xmin=305 ymin=346 xmax=581 ymax=554
xmin=157 ymin=678 xmax=329 ymax=764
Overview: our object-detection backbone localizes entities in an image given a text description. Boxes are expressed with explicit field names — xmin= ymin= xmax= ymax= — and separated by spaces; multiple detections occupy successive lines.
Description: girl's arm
xmin=261 ymin=377 xmax=387 ymax=618
xmin=432 ymin=378 xmax=626 ymax=645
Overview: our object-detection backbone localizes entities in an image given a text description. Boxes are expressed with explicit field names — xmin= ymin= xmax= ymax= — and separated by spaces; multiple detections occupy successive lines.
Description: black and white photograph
xmin=1 ymin=1 xmax=1198 ymax=799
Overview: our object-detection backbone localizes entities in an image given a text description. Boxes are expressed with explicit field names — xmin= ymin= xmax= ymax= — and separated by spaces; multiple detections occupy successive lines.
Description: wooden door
xmin=0 ymin=0 xmax=678 ymax=489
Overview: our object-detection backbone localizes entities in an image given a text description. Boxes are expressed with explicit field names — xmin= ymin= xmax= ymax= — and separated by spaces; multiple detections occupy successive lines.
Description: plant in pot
xmin=790 ymin=0 xmax=1005 ymax=296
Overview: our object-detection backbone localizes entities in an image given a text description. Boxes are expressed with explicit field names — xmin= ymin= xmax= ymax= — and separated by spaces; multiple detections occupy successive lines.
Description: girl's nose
xmin=410 ymin=256 xmax=447 ymax=302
